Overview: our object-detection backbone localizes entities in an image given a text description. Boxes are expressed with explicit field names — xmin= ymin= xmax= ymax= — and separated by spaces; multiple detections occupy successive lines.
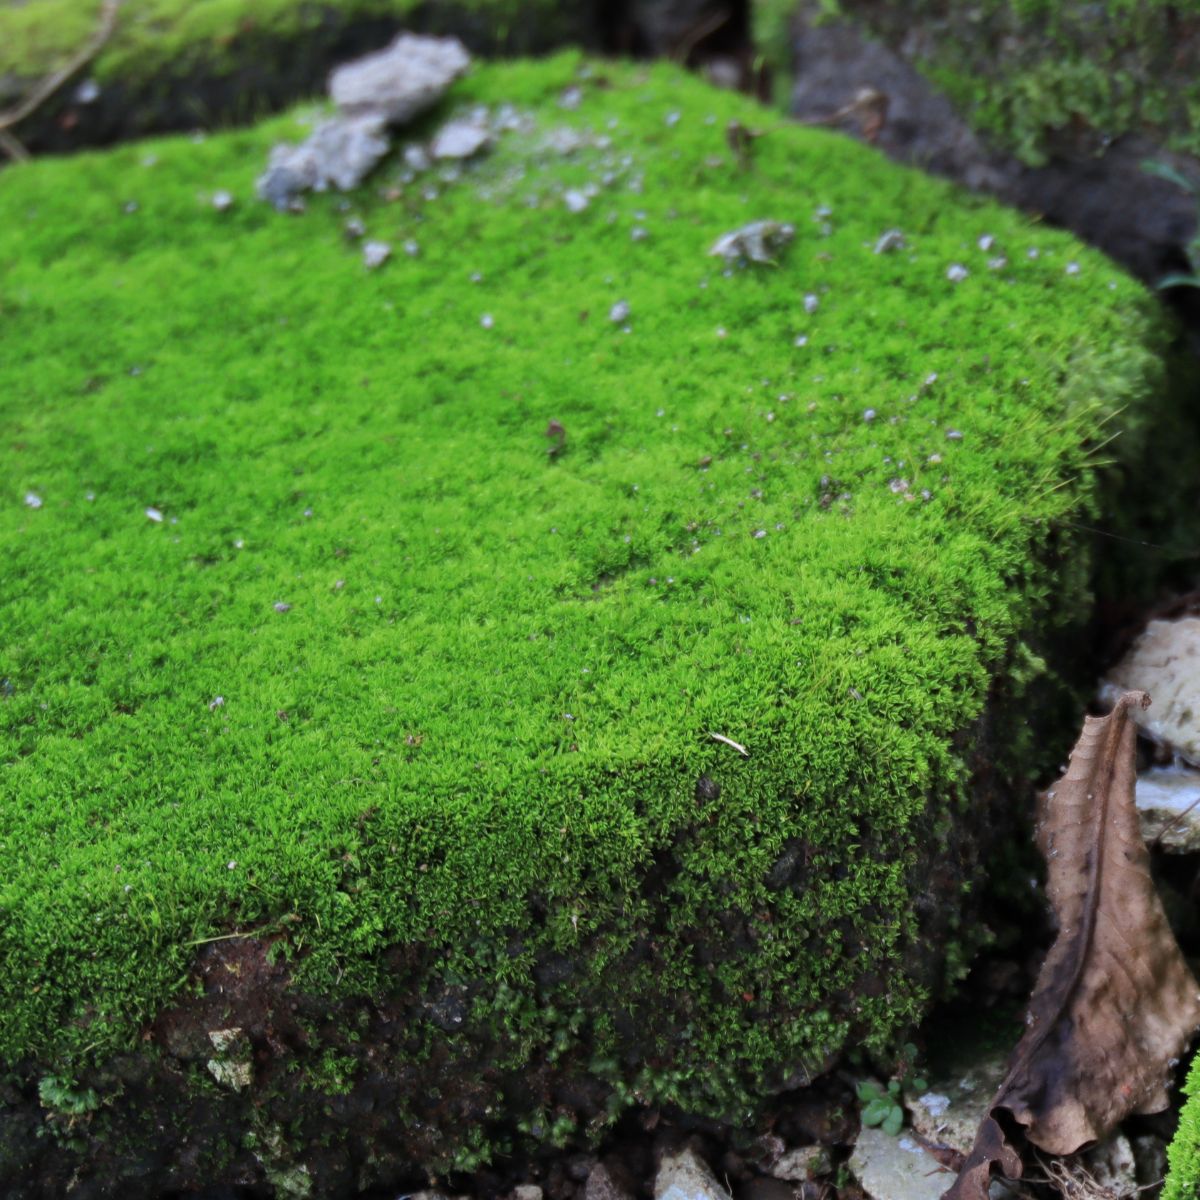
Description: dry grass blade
xmin=944 ymin=692 xmax=1200 ymax=1198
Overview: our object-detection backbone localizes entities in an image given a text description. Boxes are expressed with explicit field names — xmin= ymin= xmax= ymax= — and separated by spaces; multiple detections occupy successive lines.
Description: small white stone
xmin=362 ymin=240 xmax=391 ymax=268
xmin=480 ymin=313 xmax=494 ymax=329
xmin=403 ymin=144 xmax=431 ymax=172
xmin=874 ymin=228 xmax=905 ymax=254
xmin=145 ymin=507 xmax=163 ymax=522
xmin=273 ymin=601 xmax=292 ymax=613
xmin=753 ymin=529 xmax=767 ymax=539
xmin=558 ymin=85 xmax=582 ymax=110
xmin=1065 ymin=260 xmax=1080 ymax=275
xmin=794 ymin=335 xmax=808 ymax=347
xmin=430 ymin=118 xmax=491 ymax=160
xmin=665 ymin=110 xmax=681 ymax=127
xmin=1027 ymin=247 xmax=1040 ymax=259
xmin=23 ymin=491 xmax=42 ymax=509
xmin=946 ymin=263 xmax=969 ymax=282
xmin=609 ymin=299 xmax=630 ymax=323
xmin=403 ymin=239 xmax=420 ymax=257
xmin=945 ymin=429 xmax=964 ymax=441
xmin=564 ymin=189 xmax=589 ymax=213
xmin=631 ymin=226 xmax=648 ymax=241
xmin=803 ymin=293 xmax=820 ymax=313
xmin=209 ymin=696 xmax=226 ymax=711
xmin=977 ymin=234 xmax=994 ymax=251
xmin=211 ymin=189 xmax=234 ymax=211
xmin=863 ymin=409 xmax=876 ymax=422
xmin=74 ymin=78 xmax=100 ymax=105
xmin=987 ymin=255 xmax=1008 ymax=270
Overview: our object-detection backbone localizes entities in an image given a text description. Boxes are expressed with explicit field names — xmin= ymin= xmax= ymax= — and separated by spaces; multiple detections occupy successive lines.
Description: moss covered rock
xmin=757 ymin=0 xmax=1200 ymax=168
xmin=0 ymin=52 xmax=1173 ymax=1196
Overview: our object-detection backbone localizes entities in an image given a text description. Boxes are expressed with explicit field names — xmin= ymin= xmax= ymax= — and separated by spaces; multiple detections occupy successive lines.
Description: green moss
xmin=0 ymin=52 xmax=1171 ymax=1133
xmin=796 ymin=0 xmax=1200 ymax=166
xmin=1165 ymin=1050 xmax=1200 ymax=1200
xmin=0 ymin=0 xmax=567 ymax=86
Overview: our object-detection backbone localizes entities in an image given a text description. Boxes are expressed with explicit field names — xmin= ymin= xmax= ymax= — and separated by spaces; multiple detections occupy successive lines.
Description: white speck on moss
xmin=403 ymin=239 xmax=420 ymax=257
xmin=234 ymin=538 xmax=244 ymax=549
xmin=1065 ymin=261 xmax=1080 ymax=275
xmin=480 ymin=313 xmax=494 ymax=329
xmin=978 ymin=234 xmax=994 ymax=251
xmin=363 ymin=240 xmax=391 ymax=268
xmin=946 ymin=429 xmax=964 ymax=441
xmin=227 ymin=861 xmax=237 ymax=870
xmin=212 ymin=190 xmax=234 ymax=212
xmin=558 ymin=85 xmax=582 ymax=110
xmin=665 ymin=110 xmax=681 ymax=127
xmin=609 ymin=299 xmax=630 ymax=323
xmin=1027 ymin=247 xmax=1040 ymax=259
xmin=715 ymin=326 xmax=727 ymax=338
xmin=23 ymin=491 xmax=42 ymax=509
xmin=752 ymin=529 xmax=767 ymax=539
xmin=873 ymin=229 xmax=905 ymax=254
xmin=631 ymin=226 xmax=648 ymax=241
xmin=145 ymin=507 xmax=163 ymax=522
xmin=564 ymin=189 xmax=589 ymax=213
xmin=946 ymin=263 xmax=969 ymax=282
xmin=794 ymin=334 xmax=808 ymax=347
xmin=85 ymin=491 xmax=95 ymax=502
xmin=803 ymin=293 xmax=819 ymax=313
xmin=273 ymin=601 xmax=292 ymax=613
xmin=987 ymin=256 xmax=1008 ymax=270
xmin=209 ymin=696 xmax=225 ymax=710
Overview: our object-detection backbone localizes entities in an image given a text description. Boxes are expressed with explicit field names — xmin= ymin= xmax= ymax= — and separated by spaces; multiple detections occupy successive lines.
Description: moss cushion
xmin=0 ymin=51 xmax=1170 ymax=1191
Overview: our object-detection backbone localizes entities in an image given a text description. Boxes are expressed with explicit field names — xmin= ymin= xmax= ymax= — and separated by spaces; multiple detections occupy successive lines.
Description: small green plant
xmin=1143 ymin=160 xmax=1200 ymax=289
xmin=856 ymin=1043 xmax=928 ymax=1137
xmin=37 ymin=1073 xmax=100 ymax=1117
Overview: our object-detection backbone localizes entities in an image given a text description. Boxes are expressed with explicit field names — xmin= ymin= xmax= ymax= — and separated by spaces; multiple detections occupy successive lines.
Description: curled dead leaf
xmin=944 ymin=691 xmax=1200 ymax=1198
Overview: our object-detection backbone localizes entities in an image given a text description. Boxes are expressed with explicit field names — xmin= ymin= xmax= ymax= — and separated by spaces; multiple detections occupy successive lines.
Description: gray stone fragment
xmin=848 ymin=1127 xmax=954 ymax=1200
xmin=257 ymin=114 xmax=389 ymax=210
xmin=1102 ymin=616 xmax=1200 ymax=762
xmin=585 ymin=1161 xmax=635 ymax=1200
xmin=362 ymin=240 xmax=391 ymax=269
xmin=512 ymin=1186 xmax=544 ymax=1200
xmin=654 ymin=1146 xmax=731 ymax=1200
xmin=1133 ymin=763 xmax=1200 ymax=852
xmin=708 ymin=220 xmax=795 ymax=263
xmin=430 ymin=118 xmax=492 ymax=160
xmin=329 ymin=33 xmax=469 ymax=123
xmin=768 ymin=1144 xmax=831 ymax=1181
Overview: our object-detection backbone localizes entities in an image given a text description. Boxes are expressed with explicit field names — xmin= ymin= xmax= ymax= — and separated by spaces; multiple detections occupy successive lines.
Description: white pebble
xmin=863 ymin=409 xmax=876 ymax=422
xmin=945 ymin=429 xmax=964 ymax=441
xmin=946 ymin=263 xmax=969 ymax=282
xmin=209 ymin=696 xmax=225 ymax=710
xmin=1065 ymin=261 xmax=1080 ymax=275
xmin=564 ymin=189 xmax=589 ymax=213
xmin=803 ymin=293 xmax=820 ymax=314
xmin=363 ymin=240 xmax=391 ymax=269
xmin=211 ymin=190 xmax=234 ymax=212
xmin=480 ymin=313 xmax=494 ymax=329
xmin=609 ymin=299 xmax=630 ymax=323
xmin=23 ymin=491 xmax=42 ymax=509
xmin=977 ymin=234 xmax=994 ymax=251
xmin=145 ymin=507 xmax=163 ymax=522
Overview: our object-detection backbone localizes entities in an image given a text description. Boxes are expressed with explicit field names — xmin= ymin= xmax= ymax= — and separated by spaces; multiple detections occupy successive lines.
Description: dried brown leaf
xmin=944 ymin=691 xmax=1200 ymax=1199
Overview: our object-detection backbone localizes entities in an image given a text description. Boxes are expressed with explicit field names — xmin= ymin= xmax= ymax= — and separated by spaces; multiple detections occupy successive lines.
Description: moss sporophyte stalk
xmin=0 ymin=50 xmax=1174 ymax=1186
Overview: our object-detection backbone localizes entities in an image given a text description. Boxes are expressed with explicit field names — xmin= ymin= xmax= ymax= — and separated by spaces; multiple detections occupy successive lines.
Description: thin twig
xmin=0 ymin=0 xmax=120 ymax=158
xmin=710 ymin=732 xmax=749 ymax=757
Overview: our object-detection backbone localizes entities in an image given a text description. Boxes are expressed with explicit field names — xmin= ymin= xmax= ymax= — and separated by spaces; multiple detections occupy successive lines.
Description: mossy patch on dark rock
xmin=0 ymin=51 xmax=1178 ymax=1196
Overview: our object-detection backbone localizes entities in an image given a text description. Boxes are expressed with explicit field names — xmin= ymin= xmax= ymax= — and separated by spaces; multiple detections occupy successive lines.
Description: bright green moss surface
xmin=1165 ymin=1050 xmax=1200 ymax=1200
xmin=0 ymin=0 xmax=559 ymax=83
xmin=0 ymin=54 xmax=1167 ymax=1115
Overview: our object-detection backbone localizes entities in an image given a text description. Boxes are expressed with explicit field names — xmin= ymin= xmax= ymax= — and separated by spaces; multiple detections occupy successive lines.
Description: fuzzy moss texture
xmin=0 ymin=0 xmax=569 ymax=84
xmin=0 ymin=53 xmax=1169 ymax=1134
xmin=755 ymin=0 xmax=1200 ymax=166
xmin=1165 ymin=1051 xmax=1200 ymax=1199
